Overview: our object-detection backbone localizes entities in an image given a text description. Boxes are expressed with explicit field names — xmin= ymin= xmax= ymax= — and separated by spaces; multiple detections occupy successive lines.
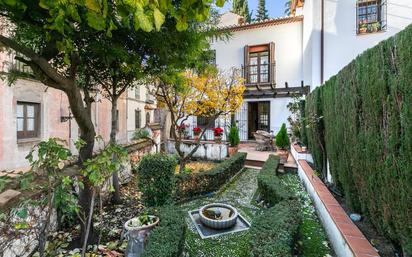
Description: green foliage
xmin=281 ymin=174 xmax=332 ymax=257
xmin=132 ymin=128 xmax=150 ymax=140
xmin=304 ymin=24 xmax=412 ymax=253
xmin=174 ymin=152 xmax=247 ymax=201
xmin=54 ymin=176 xmax=79 ymax=228
xmin=0 ymin=176 xmax=11 ymax=193
xmin=275 ymin=123 xmax=290 ymax=149
xmin=287 ymin=94 xmax=304 ymax=142
xmin=255 ymin=0 xmax=269 ymax=21
xmin=228 ymin=125 xmax=240 ymax=146
xmin=0 ymin=0 xmax=226 ymax=57
xmin=141 ymin=205 xmax=186 ymax=257
xmin=257 ymin=155 xmax=294 ymax=206
xmin=250 ymin=200 xmax=302 ymax=257
xmin=81 ymin=143 xmax=128 ymax=188
xmin=232 ymin=0 xmax=252 ymax=23
xmin=26 ymin=138 xmax=71 ymax=174
xmin=18 ymin=172 xmax=34 ymax=191
xmin=138 ymin=154 xmax=177 ymax=207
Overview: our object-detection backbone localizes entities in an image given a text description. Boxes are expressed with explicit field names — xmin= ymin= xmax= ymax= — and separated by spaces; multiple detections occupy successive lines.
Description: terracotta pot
xmin=214 ymin=136 xmax=222 ymax=143
xmin=194 ymin=135 xmax=200 ymax=141
xmin=277 ymin=149 xmax=289 ymax=163
xmin=228 ymin=146 xmax=238 ymax=156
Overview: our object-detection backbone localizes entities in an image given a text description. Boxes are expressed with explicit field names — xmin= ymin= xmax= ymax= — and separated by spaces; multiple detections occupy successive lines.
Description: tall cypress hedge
xmin=305 ymin=25 xmax=412 ymax=253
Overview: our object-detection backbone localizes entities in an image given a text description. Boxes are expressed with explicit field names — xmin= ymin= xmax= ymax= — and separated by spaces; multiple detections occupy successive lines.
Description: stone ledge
xmin=0 ymin=189 xmax=21 ymax=208
xmin=298 ymin=160 xmax=380 ymax=257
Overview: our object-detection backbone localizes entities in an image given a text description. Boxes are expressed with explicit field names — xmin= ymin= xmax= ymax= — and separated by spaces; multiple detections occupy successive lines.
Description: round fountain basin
xmin=199 ymin=203 xmax=238 ymax=230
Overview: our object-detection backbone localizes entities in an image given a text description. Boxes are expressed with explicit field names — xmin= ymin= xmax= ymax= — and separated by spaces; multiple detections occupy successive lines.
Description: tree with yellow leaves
xmin=157 ymin=68 xmax=245 ymax=170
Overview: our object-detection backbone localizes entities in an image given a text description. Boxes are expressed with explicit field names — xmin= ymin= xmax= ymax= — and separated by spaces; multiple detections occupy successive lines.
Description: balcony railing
xmin=242 ymin=63 xmax=276 ymax=86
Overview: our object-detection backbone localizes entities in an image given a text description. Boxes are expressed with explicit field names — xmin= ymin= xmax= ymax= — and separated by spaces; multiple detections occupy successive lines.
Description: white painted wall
xmin=211 ymin=19 xmax=304 ymax=140
xmin=302 ymin=0 xmax=412 ymax=88
xmin=211 ymin=20 xmax=304 ymax=88
xmin=125 ymin=85 xmax=156 ymax=141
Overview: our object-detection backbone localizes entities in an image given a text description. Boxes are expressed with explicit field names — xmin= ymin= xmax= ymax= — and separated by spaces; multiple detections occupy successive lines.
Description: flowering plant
xmin=193 ymin=127 xmax=202 ymax=135
xmin=176 ymin=123 xmax=188 ymax=132
xmin=213 ymin=127 xmax=224 ymax=137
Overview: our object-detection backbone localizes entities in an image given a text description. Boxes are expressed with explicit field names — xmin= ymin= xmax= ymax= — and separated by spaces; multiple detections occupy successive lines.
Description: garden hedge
xmin=142 ymin=205 xmax=186 ymax=257
xmin=250 ymin=200 xmax=302 ymax=257
xmin=174 ymin=152 xmax=247 ymax=201
xmin=304 ymin=24 xmax=412 ymax=253
xmin=257 ymin=155 xmax=294 ymax=207
xmin=138 ymin=153 xmax=177 ymax=207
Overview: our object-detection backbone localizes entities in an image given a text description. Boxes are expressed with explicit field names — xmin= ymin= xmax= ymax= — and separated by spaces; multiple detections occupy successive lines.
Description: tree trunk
xmin=65 ymin=87 xmax=96 ymax=245
xmin=110 ymin=97 xmax=122 ymax=204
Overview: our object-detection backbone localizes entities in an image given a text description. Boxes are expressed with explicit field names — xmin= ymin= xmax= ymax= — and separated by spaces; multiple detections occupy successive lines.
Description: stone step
xmin=0 ymin=189 xmax=21 ymax=208
xmin=245 ymin=159 xmax=265 ymax=168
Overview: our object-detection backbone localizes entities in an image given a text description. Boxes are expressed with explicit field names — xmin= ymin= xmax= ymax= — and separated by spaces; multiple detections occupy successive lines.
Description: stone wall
xmin=166 ymin=139 xmax=228 ymax=161
xmin=0 ymin=138 xmax=155 ymax=257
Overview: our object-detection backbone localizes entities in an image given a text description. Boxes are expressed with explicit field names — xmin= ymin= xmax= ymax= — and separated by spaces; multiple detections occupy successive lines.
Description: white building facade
xmin=205 ymin=0 xmax=412 ymax=141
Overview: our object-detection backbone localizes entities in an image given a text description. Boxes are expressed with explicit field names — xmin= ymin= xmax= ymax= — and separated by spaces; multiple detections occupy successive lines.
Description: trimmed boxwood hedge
xmin=142 ymin=205 xmax=186 ymax=257
xmin=304 ymin=24 xmax=412 ymax=253
xmin=138 ymin=153 xmax=177 ymax=207
xmin=250 ymin=200 xmax=302 ymax=257
xmin=257 ymin=155 xmax=294 ymax=207
xmin=174 ymin=152 xmax=247 ymax=201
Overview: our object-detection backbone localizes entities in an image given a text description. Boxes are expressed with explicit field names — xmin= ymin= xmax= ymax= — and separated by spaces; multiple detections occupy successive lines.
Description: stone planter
xmin=123 ymin=215 xmax=159 ymax=257
xmin=228 ymin=146 xmax=238 ymax=156
xmin=199 ymin=203 xmax=238 ymax=230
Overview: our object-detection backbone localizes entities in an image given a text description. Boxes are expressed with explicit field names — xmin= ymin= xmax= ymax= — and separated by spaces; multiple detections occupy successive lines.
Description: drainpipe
xmin=321 ymin=0 xmax=325 ymax=85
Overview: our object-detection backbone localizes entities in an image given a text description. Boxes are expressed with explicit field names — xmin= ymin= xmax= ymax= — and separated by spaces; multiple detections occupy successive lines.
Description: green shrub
xmin=250 ymin=200 xmax=302 ymax=257
xmin=174 ymin=152 xmax=247 ymax=201
xmin=132 ymin=128 xmax=150 ymax=140
xmin=257 ymin=155 xmax=294 ymax=207
xmin=142 ymin=205 xmax=186 ymax=257
xmin=275 ymin=123 xmax=290 ymax=149
xmin=138 ymin=153 xmax=177 ymax=207
xmin=304 ymin=24 xmax=412 ymax=253
xmin=228 ymin=125 xmax=240 ymax=147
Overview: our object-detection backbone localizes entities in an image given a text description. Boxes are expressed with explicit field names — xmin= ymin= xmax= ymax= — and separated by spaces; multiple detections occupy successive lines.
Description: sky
xmin=220 ymin=0 xmax=287 ymax=19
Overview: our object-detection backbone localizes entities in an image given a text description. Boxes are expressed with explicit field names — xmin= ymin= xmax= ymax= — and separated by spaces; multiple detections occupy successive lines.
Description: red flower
xmin=193 ymin=127 xmax=202 ymax=135
xmin=213 ymin=127 xmax=223 ymax=136
xmin=176 ymin=123 xmax=188 ymax=131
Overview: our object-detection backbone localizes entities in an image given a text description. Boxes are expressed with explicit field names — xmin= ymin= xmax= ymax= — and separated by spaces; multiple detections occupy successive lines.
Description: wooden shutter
xmin=269 ymin=42 xmax=276 ymax=84
xmin=244 ymin=45 xmax=249 ymax=83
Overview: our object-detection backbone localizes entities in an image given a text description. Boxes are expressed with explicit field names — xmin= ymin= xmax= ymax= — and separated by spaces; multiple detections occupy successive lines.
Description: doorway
xmin=248 ymin=101 xmax=270 ymax=139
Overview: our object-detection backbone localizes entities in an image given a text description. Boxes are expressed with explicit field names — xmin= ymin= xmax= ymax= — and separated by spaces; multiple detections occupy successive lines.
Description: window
xmin=357 ymin=0 xmax=386 ymax=34
xmin=135 ymin=109 xmax=141 ymax=129
xmin=197 ymin=116 xmax=215 ymax=128
xmin=146 ymin=112 xmax=151 ymax=125
xmin=244 ymin=43 xmax=275 ymax=85
xmin=16 ymin=102 xmax=40 ymax=139
xmin=249 ymin=51 xmax=269 ymax=84
xmin=135 ymin=87 xmax=140 ymax=100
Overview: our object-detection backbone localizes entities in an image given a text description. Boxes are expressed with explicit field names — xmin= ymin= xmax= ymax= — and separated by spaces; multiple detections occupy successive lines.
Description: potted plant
xmin=124 ymin=213 xmax=160 ymax=256
xmin=193 ymin=127 xmax=202 ymax=141
xmin=213 ymin=127 xmax=224 ymax=143
xmin=228 ymin=125 xmax=240 ymax=156
xmin=275 ymin=123 xmax=290 ymax=163
xmin=371 ymin=21 xmax=381 ymax=32
xmin=176 ymin=123 xmax=188 ymax=138
xmin=359 ymin=21 xmax=368 ymax=34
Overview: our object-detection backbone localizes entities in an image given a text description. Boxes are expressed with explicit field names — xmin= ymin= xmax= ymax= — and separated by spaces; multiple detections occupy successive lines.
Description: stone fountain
xmin=188 ymin=203 xmax=250 ymax=239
